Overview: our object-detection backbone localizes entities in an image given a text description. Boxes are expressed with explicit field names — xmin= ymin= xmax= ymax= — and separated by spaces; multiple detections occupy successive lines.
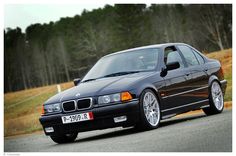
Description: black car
xmin=39 ymin=43 xmax=227 ymax=144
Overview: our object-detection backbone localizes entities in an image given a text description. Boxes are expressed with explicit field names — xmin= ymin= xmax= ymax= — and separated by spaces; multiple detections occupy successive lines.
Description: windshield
xmin=82 ymin=48 xmax=159 ymax=82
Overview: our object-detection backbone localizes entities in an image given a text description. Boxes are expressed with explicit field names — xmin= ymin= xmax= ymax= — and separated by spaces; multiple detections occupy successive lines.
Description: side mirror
xmin=166 ymin=61 xmax=180 ymax=71
xmin=73 ymin=78 xmax=81 ymax=86
xmin=160 ymin=61 xmax=180 ymax=77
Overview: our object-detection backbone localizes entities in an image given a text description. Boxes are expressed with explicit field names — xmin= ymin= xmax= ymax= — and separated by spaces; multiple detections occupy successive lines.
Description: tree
xmin=199 ymin=4 xmax=226 ymax=50
xmin=114 ymin=4 xmax=147 ymax=49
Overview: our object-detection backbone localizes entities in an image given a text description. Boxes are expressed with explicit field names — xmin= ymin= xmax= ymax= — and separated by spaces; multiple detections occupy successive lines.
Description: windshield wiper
xmin=102 ymin=71 xmax=141 ymax=78
xmin=82 ymin=71 xmax=141 ymax=82
xmin=82 ymin=78 xmax=97 ymax=83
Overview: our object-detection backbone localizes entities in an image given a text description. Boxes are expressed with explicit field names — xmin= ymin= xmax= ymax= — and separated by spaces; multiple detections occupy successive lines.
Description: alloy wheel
xmin=143 ymin=92 xmax=160 ymax=126
xmin=211 ymin=81 xmax=224 ymax=111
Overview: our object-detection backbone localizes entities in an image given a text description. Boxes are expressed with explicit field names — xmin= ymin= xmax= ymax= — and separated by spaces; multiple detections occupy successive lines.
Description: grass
xmin=4 ymin=82 xmax=73 ymax=136
xmin=4 ymin=49 xmax=232 ymax=137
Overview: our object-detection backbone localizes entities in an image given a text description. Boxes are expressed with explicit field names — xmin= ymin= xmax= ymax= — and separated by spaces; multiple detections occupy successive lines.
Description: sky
xmin=4 ymin=4 xmax=108 ymax=32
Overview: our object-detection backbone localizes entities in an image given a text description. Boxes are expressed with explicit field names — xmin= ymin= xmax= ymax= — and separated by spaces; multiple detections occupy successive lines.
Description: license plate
xmin=61 ymin=112 xmax=94 ymax=124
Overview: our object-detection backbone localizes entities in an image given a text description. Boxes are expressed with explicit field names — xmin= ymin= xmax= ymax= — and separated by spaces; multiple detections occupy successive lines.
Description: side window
xmin=192 ymin=49 xmax=205 ymax=65
xmin=178 ymin=45 xmax=199 ymax=66
xmin=164 ymin=47 xmax=184 ymax=69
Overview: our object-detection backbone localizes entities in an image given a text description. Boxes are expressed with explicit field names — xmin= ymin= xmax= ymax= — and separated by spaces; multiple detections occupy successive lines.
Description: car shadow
xmin=51 ymin=113 xmax=207 ymax=146
xmin=74 ymin=127 xmax=139 ymax=143
xmin=63 ymin=113 xmax=206 ymax=144
xmin=160 ymin=113 xmax=207 ymax=128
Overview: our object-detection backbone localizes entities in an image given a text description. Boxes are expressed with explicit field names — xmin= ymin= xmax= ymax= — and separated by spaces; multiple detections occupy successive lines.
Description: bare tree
xmin=200 ymin=5 xmax=224 ymax=50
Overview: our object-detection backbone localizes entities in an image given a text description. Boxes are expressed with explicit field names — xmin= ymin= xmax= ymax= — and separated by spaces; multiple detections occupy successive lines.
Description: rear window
xmin=178 ymin=45 xmax=199 ymax=66
xmin=192 ymin=49 xmax=205 ymax=64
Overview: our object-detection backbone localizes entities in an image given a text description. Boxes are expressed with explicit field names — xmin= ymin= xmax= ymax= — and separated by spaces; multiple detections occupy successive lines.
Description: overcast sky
xmin=4 ymin=4 xmax=108 ymax=32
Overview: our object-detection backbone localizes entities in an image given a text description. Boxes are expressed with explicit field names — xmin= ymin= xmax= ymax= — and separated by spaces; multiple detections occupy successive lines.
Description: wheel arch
xmin=135 ymin=83 xmax=163 ymax=117
xmin=208 ymin=75 xmax=222 ymax=100
xmin=203 ymin=75 xmax=224 ymax=115
xmin=135 ymin=83 xmax=160 ymax=100
xmin=208 ymin=75 xmax=221 ymax=87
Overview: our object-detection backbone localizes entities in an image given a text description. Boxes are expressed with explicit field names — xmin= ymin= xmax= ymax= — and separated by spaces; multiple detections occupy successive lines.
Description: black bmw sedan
xmin=39 ymin=43 xmax=227 ymax=144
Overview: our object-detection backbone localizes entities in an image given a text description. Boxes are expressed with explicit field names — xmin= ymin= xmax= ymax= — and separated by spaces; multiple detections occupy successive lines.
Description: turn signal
xmin=121 ymin=92 xmax=132 ymax=101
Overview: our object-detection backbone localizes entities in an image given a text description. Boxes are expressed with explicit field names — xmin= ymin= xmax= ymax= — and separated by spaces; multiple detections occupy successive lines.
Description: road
xmin=4 ymin=109 xmax=232 ymax=152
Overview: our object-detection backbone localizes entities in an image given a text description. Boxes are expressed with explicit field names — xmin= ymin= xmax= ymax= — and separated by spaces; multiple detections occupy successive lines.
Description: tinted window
xmin=192 ymin=49 xmax=205 ymax=64
xmin=178 ymin=45 xmax=199 ymax=66
xmin=164 ymin=47 xmax=184 ymax=68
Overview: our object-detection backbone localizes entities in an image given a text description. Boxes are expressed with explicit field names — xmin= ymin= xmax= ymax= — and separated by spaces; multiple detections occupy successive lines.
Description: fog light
xmin=45 ymin=127 xmax=54 ymax=133
xmin=114 ymin=116 xmax=127 ymax=123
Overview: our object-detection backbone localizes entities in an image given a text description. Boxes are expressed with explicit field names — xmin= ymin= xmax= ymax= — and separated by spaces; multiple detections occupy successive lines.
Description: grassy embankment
xmin=4 ymin=49 xmax=232 ymax=137
xmin=4 ymin=82 xmax=74 ymax=136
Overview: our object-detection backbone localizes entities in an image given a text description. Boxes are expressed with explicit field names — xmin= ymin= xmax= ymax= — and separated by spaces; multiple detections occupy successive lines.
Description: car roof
xmin=103 ymin=43 xmax=189 ymax=58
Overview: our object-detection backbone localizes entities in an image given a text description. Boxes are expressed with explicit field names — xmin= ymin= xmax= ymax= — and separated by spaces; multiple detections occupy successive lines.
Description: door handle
xmin=185 ymin=73 xmax=190 ymax=76
xmin=185 ymin=73 xmax=191 ymax=80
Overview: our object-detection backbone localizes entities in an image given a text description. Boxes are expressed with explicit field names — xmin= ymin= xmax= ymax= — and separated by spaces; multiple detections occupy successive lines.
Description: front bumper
xmin=39 ymin=100 xmax=140 ymax=136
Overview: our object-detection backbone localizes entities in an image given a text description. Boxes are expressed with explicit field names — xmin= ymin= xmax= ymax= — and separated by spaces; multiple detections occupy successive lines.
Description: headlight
xmin=98 ymin=92 xmax=132 ymax=105
xmin=43 ymin=103 xmax=61 ymax=114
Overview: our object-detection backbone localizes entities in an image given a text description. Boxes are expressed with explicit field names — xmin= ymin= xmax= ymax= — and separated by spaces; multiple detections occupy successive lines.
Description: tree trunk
xmin=21 ymin=66 xmax=27 ymax=89
xmin=58 ymin=37 xmax=70 ymax=82
xmin=217 ymin=38 xmax=224 ymax=51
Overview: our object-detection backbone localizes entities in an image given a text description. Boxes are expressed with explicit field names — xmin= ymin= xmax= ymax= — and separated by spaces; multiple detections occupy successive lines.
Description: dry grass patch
xmin=4 ymin=113 xmax=42 ymax=136
xmin=4 ymin=82 xmax=73 ymax=136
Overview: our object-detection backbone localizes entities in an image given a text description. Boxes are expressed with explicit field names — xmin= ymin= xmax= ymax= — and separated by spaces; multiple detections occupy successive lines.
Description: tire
xmin=136 ymin=89 xmax=161 ymax=130
xmin=203 ymin=81 xmax=224 ymax=115
xmin=50 ymin=133 xmax=78 ymax=144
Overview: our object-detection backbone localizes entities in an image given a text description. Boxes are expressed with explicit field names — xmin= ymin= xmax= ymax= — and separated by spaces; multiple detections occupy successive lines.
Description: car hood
xmin=45 ymin=72 xmax=155 ymax=104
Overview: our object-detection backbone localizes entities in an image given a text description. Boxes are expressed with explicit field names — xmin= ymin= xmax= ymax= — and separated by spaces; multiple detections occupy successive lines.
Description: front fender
xmin=128 ymin=72 xmax=165 ymax=102
xmin=134 ymin=83 xmax=158 ymax=98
